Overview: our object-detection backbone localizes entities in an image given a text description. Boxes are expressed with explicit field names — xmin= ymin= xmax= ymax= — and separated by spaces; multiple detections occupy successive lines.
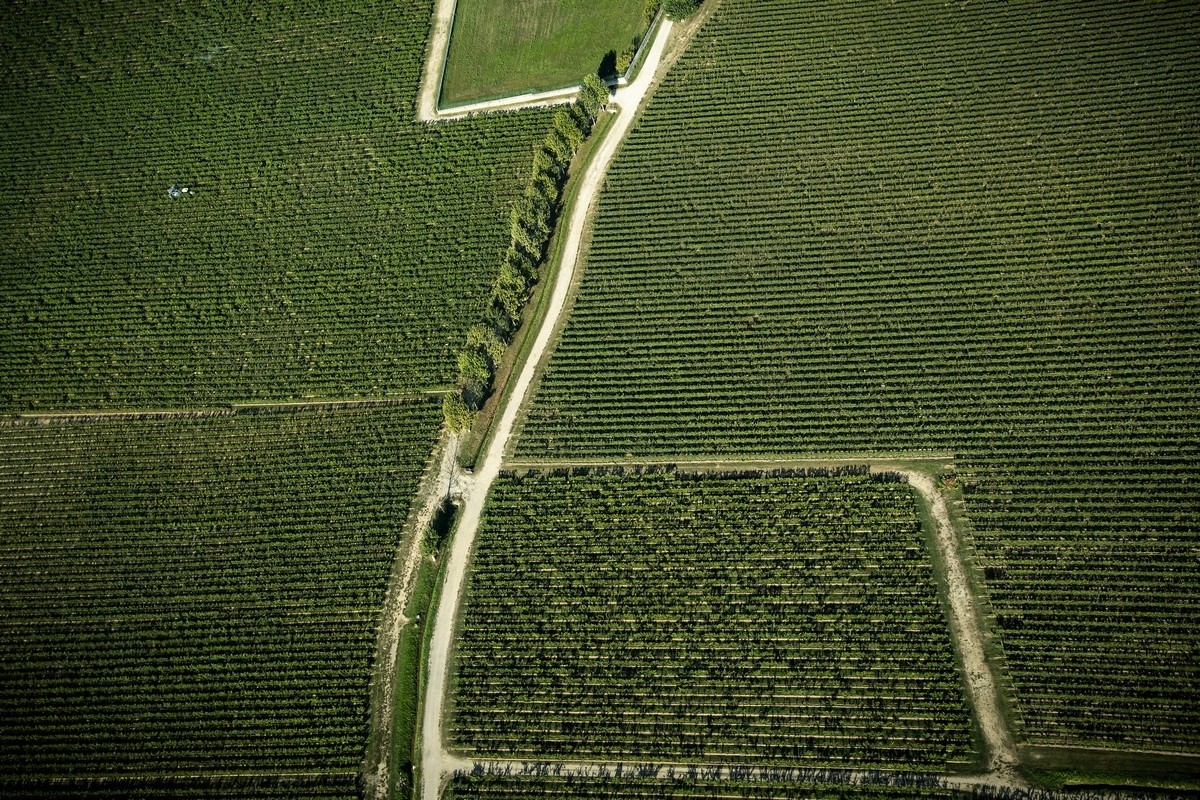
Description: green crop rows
xmin=4 ymin=775 xmax=356 ymax=800
xmin=514 ymin=0 xmax=1200 ymax=749
xmin=446 ymin=774 xmax=971 ymax=800
xmin=449 ymin=470 xmax=976 ymax=769
xmin=0 ymin=402 xmax=438 ymax=793
xmin=0 ymin=0 xmax=550 ymax=410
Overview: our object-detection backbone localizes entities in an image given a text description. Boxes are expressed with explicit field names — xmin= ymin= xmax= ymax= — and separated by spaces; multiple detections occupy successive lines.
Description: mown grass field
xmin=0 ymin=403 xmax=439 ymax=796
xmin=449 ymin=469 xmax=977 ymax=769
xmin=0 ymin=0 xmax=550 ymax=410
xmin=515 ymin=0 xmax=1199 ymax=754
xmin=440 ymin=0 xmax=646 ymax=106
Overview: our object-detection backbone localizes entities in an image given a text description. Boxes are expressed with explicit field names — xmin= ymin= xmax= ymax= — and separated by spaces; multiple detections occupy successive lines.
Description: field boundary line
xmin=2 ymin=769 xmax=359 ymax=782
xmin=363 ymin=430 xmax=459 ymax=800
xmin=444 ymin=758 xmax=1063 ymax=797
xmin=418 ymin=20 xmax=676 ymax=800
xmin=503 ymin=455 xmax=956 ymax=470
xmin=2 ymin=393 xmax=447 ymax=425
xmin=1022 ymin=743 xmax=1200 ymax=760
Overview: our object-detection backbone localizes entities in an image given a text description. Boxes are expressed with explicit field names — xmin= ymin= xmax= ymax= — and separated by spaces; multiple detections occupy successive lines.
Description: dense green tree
xmin=456 ymin=349 xmax=490 ymax=393
xmin=442 ymin=392 xmax=475 ymax=433
xmin=543 ymin=128 xmax=573 ymax=163
xmin=553 ymin=108 xmax=586 ymax=152
xmin=663 ymin=0 xmax=699 ymax=19
xmin=466 ymin=324 xmax=506 ymax=366
xmin=505 ymin=248 xmax=538 ymax=282
xmin=532 ymin=147 xmax=561 ymax=179
xmin=580 ymin=73 xmax=611 ymax=122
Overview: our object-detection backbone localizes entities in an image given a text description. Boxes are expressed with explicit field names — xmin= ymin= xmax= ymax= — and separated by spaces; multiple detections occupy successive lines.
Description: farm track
xmin=364 ymin=431 xmax=459 ymax=800
xmin=419 ymin=18 xmax=676 ymax=800
xmin=415 ymin=0 xmax=457 ymax=122
xmin=416 ymin=0 xmax=584 ymax=121
xmin=902 ymin=471 xmax=1021 ymax=777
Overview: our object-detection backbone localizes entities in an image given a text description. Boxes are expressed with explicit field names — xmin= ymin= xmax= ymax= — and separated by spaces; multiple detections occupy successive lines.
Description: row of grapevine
xmin=2 ymin=774 xmax=355 ymax=800
xmin=0 ymin=0 xmax=552 ymax=410
xmin=446 ymin=774 xmax=971 ymax=799
xmin=0 ymin=402 xmax=439 ymax=790
xmin=448 ymin=471 xmax=977 ymax=769
xmin=512 ymin=0 xmax=1199 ymax=750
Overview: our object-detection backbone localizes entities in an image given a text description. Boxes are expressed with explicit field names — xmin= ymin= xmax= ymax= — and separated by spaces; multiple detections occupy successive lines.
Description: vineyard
xmin=445 ymin=774 xmax=971 ymax=800
xmin=513 ymin=0 xmax=1200 ymax=751
xmin=0 ymin=402 xmax=438 ymax=795
xmin=447 ymin=469 xmax=977 ymax=769
xmin=0 ymin=0 xmax=551 ymax=410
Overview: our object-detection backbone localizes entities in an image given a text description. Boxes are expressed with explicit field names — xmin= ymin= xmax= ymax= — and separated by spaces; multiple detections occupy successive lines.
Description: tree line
xmin=442 ymin=74 xmax=611 ymax=433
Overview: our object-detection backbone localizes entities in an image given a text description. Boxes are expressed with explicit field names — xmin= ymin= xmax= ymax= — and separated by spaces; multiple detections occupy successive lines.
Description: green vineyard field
xmin=0 ymin=1 xmax=550 ymax=410
xmin=514 ymin=0 xmax=1200 ymax=749
xmin=446 ymin=774 xmax=971 ymax=800
xmin=0 ymin=402 xmax=438 ymax=795
xmin=448 ymin=469 xmax=976 ymax=769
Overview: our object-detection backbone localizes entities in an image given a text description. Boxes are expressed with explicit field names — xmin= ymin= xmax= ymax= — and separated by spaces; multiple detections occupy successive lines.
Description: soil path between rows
xmin=415 ymin=0 xmax=456 ymax=122
xmin=902 ymin=470 xmax=1021 ymax=777
xmin=418 ymin=19 xmax=676 ymax=800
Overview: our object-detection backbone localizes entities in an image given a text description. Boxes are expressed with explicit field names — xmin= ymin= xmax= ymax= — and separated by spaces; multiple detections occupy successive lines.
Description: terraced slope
xmin=0 ymin=403 xmax=438 ymax=797
xmin=0 ymin=0 xmax=549 ymax=410
xmin=448 ymin=469 xmax=977 ymax=769
xmin=514 ymin=0 xmax=1200 ymax=750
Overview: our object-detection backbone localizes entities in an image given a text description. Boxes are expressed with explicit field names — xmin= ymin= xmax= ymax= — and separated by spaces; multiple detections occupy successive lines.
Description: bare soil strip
xmin=445 ymin=758 xmax=1037 ymax=796
xmin=901 ymin=470 xmax=1022 ymax=777
xmin=416 ymin=0 xmax=458 ymax=122
xmin=505 ymin=455 xmax=956 ymax=470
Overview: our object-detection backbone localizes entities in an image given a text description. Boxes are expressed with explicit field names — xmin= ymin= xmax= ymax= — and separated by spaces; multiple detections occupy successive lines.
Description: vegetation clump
xmin=443 ymin=74 xmax=611 ymax=434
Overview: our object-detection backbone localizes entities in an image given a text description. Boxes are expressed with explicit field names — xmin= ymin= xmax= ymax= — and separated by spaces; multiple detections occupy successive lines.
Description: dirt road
xmin=418 ymin=19 xmax=676 ymax=800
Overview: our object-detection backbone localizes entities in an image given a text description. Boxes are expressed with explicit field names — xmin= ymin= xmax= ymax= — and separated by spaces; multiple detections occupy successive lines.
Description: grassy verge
xmin=1020 ymin=746 xmax=1200 ymax=793
xmin=441 ymin=0 xmax=645 ymax=106
xmin=459 ymin=108 xmax=620 ymax=469
xmin=409 ymin=509 xmax=458 ymax=800
xmin=388 ymin=553 xmax=440 ymax=799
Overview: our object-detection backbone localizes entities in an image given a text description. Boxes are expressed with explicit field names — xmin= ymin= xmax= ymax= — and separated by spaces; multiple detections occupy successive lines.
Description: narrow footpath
xmin=418 ymin=18 xmax=676 ymax=800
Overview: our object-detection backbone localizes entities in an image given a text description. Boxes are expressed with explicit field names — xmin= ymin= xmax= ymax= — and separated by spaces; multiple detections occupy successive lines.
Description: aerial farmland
xmin=1 ymin=1 xmax=1196 ymax=799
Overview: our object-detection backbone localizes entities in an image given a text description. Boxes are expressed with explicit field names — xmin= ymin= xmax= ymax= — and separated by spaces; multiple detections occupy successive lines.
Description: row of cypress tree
xmin=443 ymin=74 xmax=612 ymax=433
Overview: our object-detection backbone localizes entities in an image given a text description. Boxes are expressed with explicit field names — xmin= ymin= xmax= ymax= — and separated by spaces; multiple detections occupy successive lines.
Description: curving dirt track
xmin=417 ymin=19 xmax=676 ymax=800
